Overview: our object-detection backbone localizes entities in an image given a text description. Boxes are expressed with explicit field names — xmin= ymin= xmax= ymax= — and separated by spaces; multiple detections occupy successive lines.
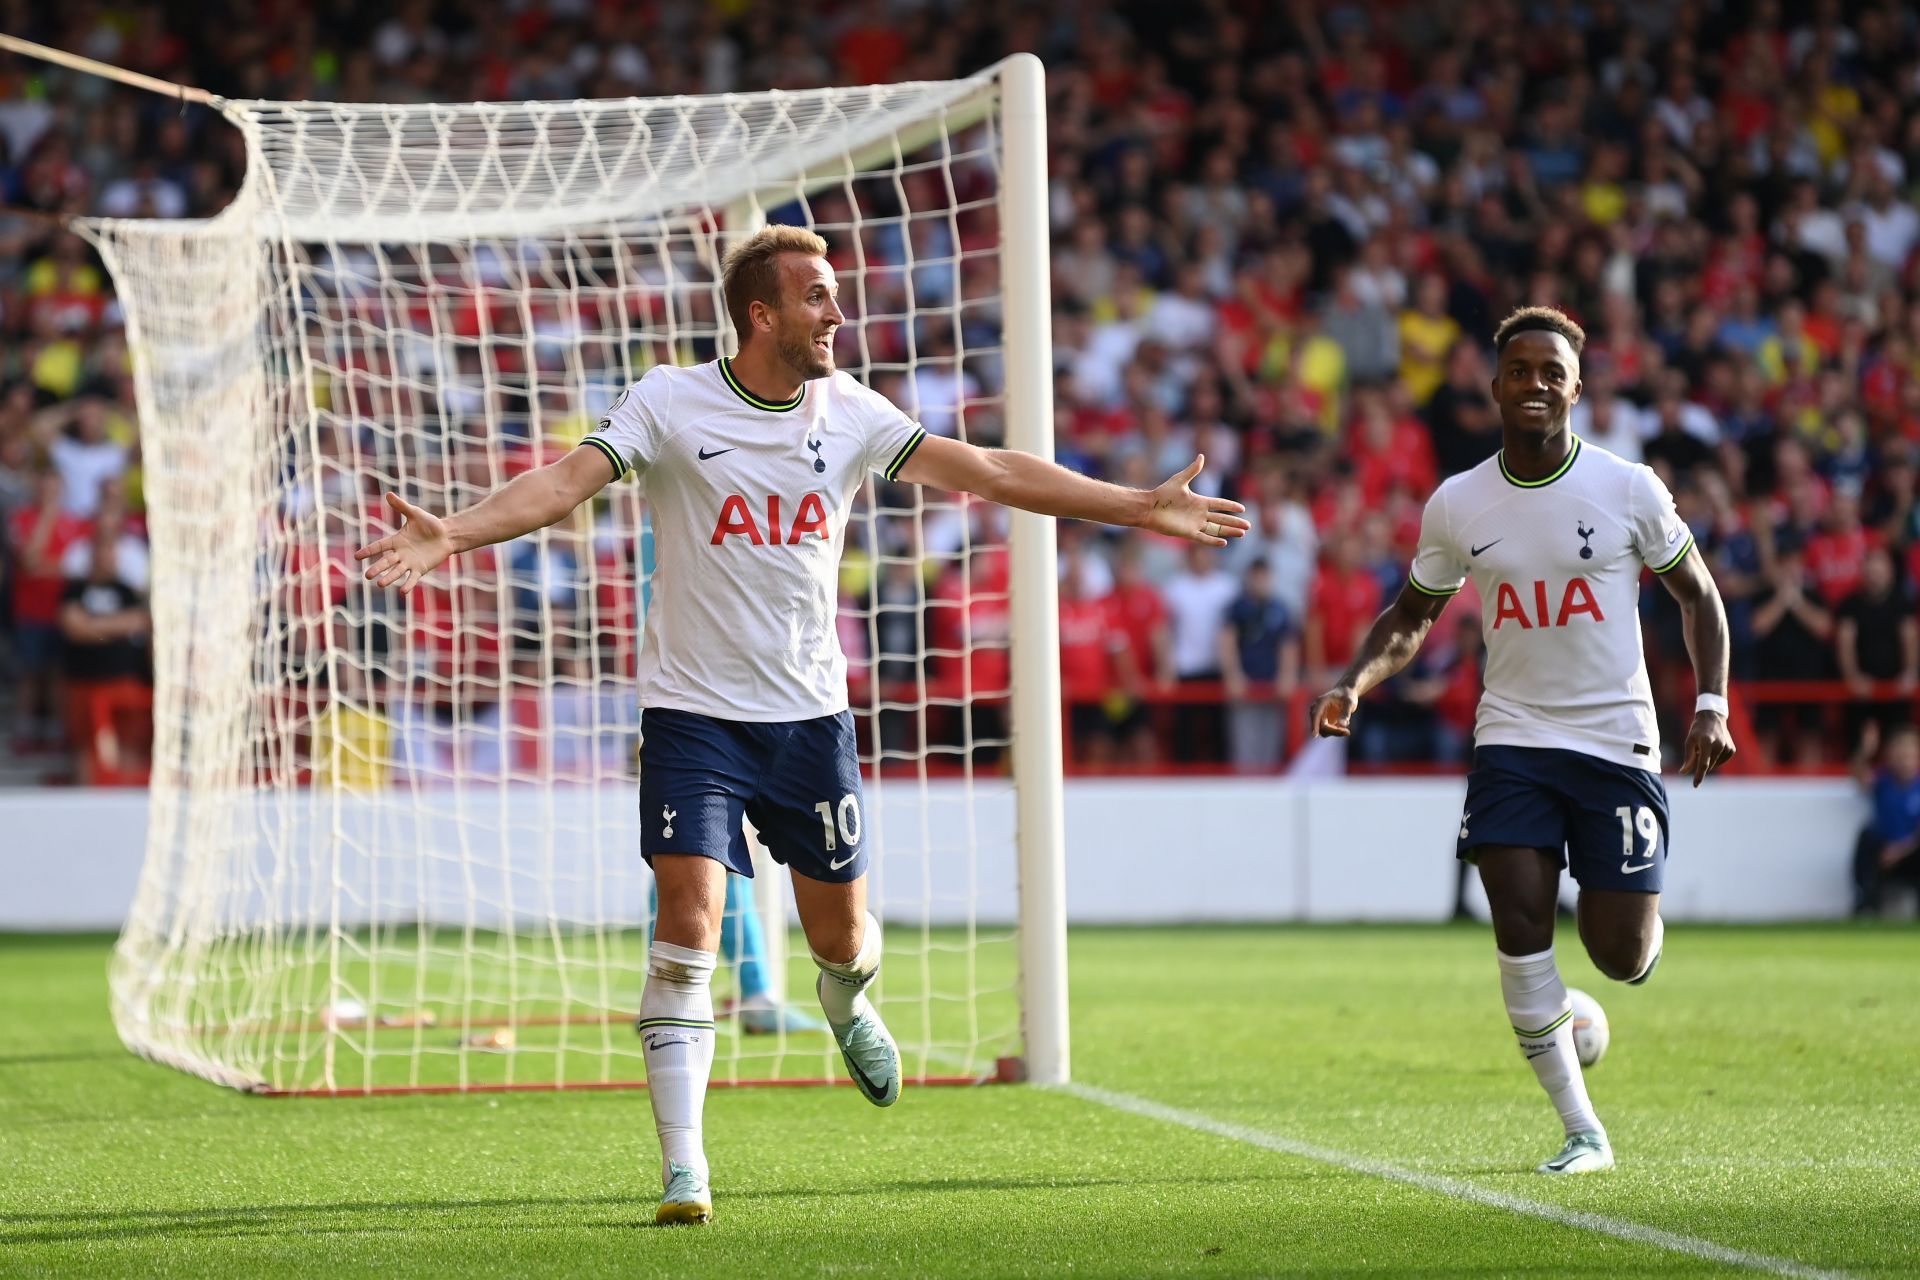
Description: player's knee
xmin=1586 ymin=930 xmax=1652 ymax=982
xmin=802 ymin=916 xmax=860 ymax=967
xmin=1488 ymin=900 xmax=1555 ymax=955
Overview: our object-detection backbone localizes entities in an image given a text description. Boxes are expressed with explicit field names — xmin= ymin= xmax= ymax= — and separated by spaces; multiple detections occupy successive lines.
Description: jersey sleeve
xmin=580 ymin=368 xmax=669 ymax=480
xmin=1630 ymin=464 xmax=1695 ymax=574
xmin=1407 ymin=486 xmax=1467 ymax=597
xmin=850 ymin=378 xmax=927 ymax=481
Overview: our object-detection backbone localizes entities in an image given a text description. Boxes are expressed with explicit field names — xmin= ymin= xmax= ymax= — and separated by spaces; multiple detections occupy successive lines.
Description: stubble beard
xmin=778 ymin=328 xmax=833 ymax=381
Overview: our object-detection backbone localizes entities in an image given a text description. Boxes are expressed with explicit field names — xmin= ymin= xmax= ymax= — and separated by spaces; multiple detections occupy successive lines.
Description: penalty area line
xmin=1058 ymin=1082 xmax=1853 ymax=1280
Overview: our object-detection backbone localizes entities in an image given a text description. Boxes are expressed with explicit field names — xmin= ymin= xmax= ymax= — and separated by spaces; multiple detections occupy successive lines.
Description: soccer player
xmin=1308 ymin=306 xmax=1736 ymax=1175
xmin=355 ymin=225 xmax=1249 ymax=1223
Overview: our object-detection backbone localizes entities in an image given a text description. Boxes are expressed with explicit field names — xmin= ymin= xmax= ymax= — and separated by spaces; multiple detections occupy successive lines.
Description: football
xmin=1567 ymin=988 xmax=1610 ymax=1067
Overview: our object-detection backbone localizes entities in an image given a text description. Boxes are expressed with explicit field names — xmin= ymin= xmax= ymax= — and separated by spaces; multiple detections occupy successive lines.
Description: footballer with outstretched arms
xmin=356 ymin=226 xmax=1249 ymax=1224
xmin=1308 ymin=306 xmax=1735 ymax=1175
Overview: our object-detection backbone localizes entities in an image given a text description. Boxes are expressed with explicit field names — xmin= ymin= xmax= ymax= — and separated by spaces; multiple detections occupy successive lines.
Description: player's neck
xmin=725 ymin=346 xmax=805 ymax=405
xmin=1500 ymin=423 xmax=1575 ymax=481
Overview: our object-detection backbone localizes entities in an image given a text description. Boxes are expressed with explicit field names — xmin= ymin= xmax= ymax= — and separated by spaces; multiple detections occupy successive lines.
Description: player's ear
xmin=1568 ymin=375 xmax=1583 ymax=406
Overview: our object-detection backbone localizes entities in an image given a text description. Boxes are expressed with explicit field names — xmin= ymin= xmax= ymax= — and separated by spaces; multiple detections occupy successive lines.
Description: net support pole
xmin=999 ymin=52 xmax=1069 ymax=1086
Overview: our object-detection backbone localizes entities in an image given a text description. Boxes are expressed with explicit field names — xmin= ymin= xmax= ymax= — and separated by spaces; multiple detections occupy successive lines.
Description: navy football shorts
xmin=1456 ymin=744 xmax=1671 ymax=893
xmin=637 ymin=706 xmax=868 ymax=883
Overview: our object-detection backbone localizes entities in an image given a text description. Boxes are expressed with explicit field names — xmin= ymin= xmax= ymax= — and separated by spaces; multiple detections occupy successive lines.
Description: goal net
xmin=83 ymin=58 xmax=1065 ymax=1095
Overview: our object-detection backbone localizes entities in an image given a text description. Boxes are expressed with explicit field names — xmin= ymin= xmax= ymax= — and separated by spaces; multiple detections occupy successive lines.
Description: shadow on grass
xmin=0 ymin=1050 xmax=124 ymax=1068
xmin=0 ymin=1174 xmax=1307 ymax=1245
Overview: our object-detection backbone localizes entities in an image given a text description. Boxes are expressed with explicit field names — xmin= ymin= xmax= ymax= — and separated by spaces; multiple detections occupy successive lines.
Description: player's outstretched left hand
xmin=1144 ymin=455 xmax=1251 ymax=547
xmin=354 ymin=491 xmax=454 ymax=596
xmin=1679 ymin=709 xmax=1736 ymax=788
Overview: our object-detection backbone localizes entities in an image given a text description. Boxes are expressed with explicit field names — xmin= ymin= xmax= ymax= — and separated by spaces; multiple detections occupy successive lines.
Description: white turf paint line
xmin=1059 ymin=1082 xmax=1855 ymax=1280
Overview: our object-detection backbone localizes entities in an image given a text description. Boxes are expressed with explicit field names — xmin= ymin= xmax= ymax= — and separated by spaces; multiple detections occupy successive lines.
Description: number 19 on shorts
xmin=814 ymin=794 xmax=863 ymax=852
xmin=1615 ymin=804 xmax=1658 ymax=869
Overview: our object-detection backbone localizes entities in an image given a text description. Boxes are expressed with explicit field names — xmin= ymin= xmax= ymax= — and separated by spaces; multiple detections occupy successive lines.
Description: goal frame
xmin=78 ymin=53 xmax=1068 ymax=1094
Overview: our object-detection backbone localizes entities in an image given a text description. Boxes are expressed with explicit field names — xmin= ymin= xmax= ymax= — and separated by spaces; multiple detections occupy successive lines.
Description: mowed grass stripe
xmin=1061 ymin=1082 xmax=1857 ymax=1280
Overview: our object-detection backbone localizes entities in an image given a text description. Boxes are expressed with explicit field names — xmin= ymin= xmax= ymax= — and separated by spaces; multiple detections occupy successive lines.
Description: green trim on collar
xmin=1498 ymin=435 xmax=1582 ymax=488
xmin=718 ymin=358 xmax=805 ymax=412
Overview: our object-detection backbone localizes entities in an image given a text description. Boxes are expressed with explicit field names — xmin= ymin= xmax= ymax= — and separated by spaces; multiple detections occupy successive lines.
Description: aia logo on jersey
xmin=711 ymin=493 xmax=831 ymax=545
xmin=1493 ymin=578 xmax=1605 ymax=630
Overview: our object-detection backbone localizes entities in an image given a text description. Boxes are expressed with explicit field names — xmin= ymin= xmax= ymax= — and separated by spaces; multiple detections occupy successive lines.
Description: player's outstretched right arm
xmin=1308 ymin=584 xmax=1450 ymax=738
xmin=354 ymin=445 xmax=617 ymax=594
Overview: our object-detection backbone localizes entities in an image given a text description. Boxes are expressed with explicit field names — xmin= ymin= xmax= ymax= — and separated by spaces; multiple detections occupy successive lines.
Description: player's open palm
xmin=1144 ymin=455 xmax=1250 ymax=547
xmin=356 ymin=491 xmax=453 ymax=595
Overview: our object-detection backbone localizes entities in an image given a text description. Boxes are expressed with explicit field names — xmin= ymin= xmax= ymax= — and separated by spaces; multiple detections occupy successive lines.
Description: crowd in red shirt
xmin=6 ymin=0 xmax=1920 ymax=779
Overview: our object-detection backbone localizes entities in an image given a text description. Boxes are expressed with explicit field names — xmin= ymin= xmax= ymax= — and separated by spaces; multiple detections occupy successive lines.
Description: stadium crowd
xmin=4 ymin=0 xmax=1920 ymax=784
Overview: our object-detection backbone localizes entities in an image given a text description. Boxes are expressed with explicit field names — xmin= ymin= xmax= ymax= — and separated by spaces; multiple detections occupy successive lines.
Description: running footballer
xmin=1310 ymin=305 xmax=1735 ymax=1175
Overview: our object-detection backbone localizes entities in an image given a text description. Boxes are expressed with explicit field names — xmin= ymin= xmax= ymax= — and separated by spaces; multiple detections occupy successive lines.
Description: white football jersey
xmin=583 ymin=359 xmax=925 ymax=721
xmin=1408 ymin=436 xmax=1694 ymax=771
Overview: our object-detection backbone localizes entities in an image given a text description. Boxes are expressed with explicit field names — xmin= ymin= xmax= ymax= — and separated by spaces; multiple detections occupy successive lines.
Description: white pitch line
xmin=1059 ymin=1082 xmax=1854 ymax=1280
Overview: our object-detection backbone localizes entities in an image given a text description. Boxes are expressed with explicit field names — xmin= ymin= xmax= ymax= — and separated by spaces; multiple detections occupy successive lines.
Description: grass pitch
xmin=2 ymin=925 xmax=1915 ymax=1277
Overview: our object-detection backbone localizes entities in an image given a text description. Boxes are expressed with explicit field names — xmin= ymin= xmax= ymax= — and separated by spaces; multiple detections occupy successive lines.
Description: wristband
xmin=1695 ymin=693 xmax=1729 ymax=716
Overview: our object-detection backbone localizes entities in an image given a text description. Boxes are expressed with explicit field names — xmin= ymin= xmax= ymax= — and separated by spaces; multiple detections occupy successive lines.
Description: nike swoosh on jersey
xmin=697 ymin=446 xmax=737 ymax=460
xmin=828 ymin=851 xmax=858 ymax=871
xmin=1471 ymin=539 xmax=1503 ymax=556
xmin=1620 ymin=860 xmax=1655 ymax=874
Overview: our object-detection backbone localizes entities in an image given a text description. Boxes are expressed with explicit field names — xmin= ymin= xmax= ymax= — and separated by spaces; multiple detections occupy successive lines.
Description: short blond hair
xmin=721 ymin=225 xmax=829 ymax=340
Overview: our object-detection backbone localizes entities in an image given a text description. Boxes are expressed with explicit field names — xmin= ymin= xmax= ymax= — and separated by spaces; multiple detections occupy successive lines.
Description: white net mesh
xmin=87 ymin=70 xmax=1037 ymax=1093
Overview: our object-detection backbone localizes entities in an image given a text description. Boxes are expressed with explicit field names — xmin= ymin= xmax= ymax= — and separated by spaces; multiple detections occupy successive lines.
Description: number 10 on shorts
xmin=814 ymin=794 xmax=863 ymax=851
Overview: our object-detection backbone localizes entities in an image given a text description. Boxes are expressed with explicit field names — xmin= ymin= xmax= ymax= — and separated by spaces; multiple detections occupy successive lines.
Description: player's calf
xmin=638 ymin=940 xmax=718 ymax=1202
xmin=1497 ymin=945 xmax=1607 ymax=1151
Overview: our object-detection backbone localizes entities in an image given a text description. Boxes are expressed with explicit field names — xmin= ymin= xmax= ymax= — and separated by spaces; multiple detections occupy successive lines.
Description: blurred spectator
xmin=1058 ymin=539 xmax=1127 ymax=767
xmin=6 ymin=471 xmax=84 ymax=750
xmin=1835 ymin=546 xmax=1919 ymax=740
xmin=1397 ymin=274 xmax=1461 ymax=407
xmin=1160 ymin=542 xmax=1236 ymax=764
xmin=1305 ymin=536 xmax=1382 ymax=690
xmin=57 ymin=517 xmax=151 ymax=780
xmin=34 ymin=397 xmax=128 ymax=519
xmin=1218 ymin=558 xmax=1299 ymax=773
xmin=1103 ymin=534 xmax=1168 ymax=766
xmin=1423 ymin=342 xmax=1500 ymax=478
xmin=1751 ymin=544 xmax=1837 ymax=764
xmin=1322 ymin=267 xmax=1398 ymax=386
xmin=1851 ymin=722 xmax=1920 ymax=918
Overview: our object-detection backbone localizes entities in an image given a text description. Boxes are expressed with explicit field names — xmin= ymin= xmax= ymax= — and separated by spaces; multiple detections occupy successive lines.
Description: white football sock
xmin=1497 ymin=947 xmax=1605 ymax=1140
xmin=811 ymin=910 xmax=882 ymax=1030
xmin=638 ymin=940 xmax=717 ymax=1185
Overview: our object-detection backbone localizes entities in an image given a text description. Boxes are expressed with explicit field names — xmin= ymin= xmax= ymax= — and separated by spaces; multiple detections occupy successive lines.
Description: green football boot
xmin=1537 ymin=1131 xmax=1615 ymax=1175
xmin=655 ymin=1162 xmax=713 ymax=1225
xmin=820 ymin=976 xmax=901 ymax=1107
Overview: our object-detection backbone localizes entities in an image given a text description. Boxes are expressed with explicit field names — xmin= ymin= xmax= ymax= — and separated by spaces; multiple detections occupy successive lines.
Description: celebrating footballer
xmin=1310 ymin=305 xmax=1736 ymax=1176
xmin=355 ymin=225 xmax=1248 ymax=1223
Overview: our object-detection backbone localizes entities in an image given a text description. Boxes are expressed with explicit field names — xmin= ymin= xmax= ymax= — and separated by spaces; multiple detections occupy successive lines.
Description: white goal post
xmin=82 ymin=55 xmax=1066 ymax=1094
